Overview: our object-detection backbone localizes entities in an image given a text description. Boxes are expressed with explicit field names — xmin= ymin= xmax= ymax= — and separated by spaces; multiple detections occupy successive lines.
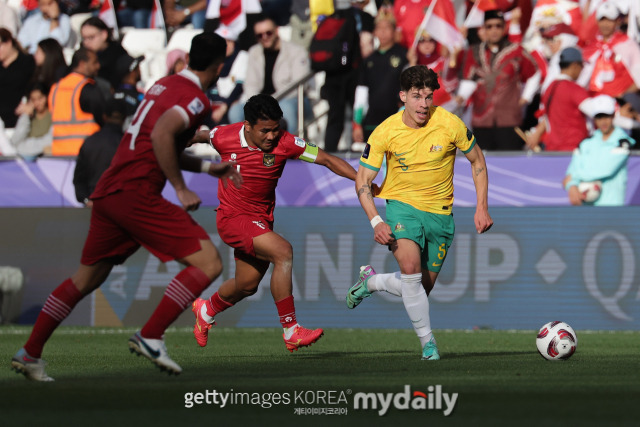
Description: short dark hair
xmin=244 ymin=94 xmax=283 ymax=125
xmin=188 ymin=32 xmax=227 ymax=71
xmin=253 ymin=13 xmax=276 ymax=28
xmin=81 ymin=16 xmax=113 ymax=40
xmin=400 ymin=65 xmax=440 ymax=92
xmin=71 ymin=47 xmax=93 ymax=69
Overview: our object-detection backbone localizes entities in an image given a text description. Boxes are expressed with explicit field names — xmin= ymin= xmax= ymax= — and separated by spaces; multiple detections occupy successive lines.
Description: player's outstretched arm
xmin=314 ymin=148 xmax=357 ymax=181
xmin=151 ymin=108 xmax=200 ymax=211
xmin=464 ymin=143 xmax=493 ymax=234
xmin=356 ymin=165 xmax=394 ymax=245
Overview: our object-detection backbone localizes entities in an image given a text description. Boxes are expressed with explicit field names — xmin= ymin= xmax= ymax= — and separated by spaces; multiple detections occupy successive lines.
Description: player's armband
xmin=298 ymin=138 xmax=319 ymax=163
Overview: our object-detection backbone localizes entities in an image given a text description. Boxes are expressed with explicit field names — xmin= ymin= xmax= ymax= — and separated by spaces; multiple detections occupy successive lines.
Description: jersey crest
xmin=263 ymin=153 xmax=276 ymax=167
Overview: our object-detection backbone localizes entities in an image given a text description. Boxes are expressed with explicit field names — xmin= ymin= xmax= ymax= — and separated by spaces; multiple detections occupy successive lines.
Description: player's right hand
xmin=211 ymin=161 xmax=243 ymax=189
xmin=373 ymin=222 xmax=395 ymax=246
xmin=176 ymin=188 xmax=202 ymax=211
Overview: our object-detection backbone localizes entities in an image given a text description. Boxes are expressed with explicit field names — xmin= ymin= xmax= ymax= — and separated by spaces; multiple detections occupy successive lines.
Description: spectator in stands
xmin=393 ymin=0 xmax=429 ymax=49
xmin=407 ymin=30 xmax=460 ymax=113
xmin=80 ymin=17 xmax=129 ymax=92
xmin=207 ymin=29 xmax=247 ymax=126
xmin=0 ymin=28 xmax=36 ymax=129
xmin=33 ymin=38 xmax=67 ymax=89
xmin=564 ymin=95 xmax=636 ymax=206
xmin=166 ymin=48 xmax=188 ymax=75
xmin=352 ymin=10 xmax=407 ymax=144
xmin=73 ymin=98 xmax=127 ymax=207
xmin=289 ymin=0 xmax=313 ymax=49
xmin=581 ymin=2 xmax=640 ymax=103
xmin=49 ymin=47 xmax=104 ymax=156
xmin=527 ymin=47 xmax=592 ymax=152
xmin=6 ymin=82 xmax=52 ymax=159
xmin=0 ymin=0 xmax=21 ymax=37
xmin=116 ymin=0 xmax=153 ymax=29
xmin=112 ymin=54 xmax=144 ymax=122
xmin=228 ymin=14 xmax=311 ymax=132
xmin=165 ymin=0 xmax=207 ymax=30
xmin=457 ymin=9 xmax=538 ymax=150
xmin=321 ymin=0 xmax=374 ymax=152
xmin=18 ymin=0 xmax=71 ymax=54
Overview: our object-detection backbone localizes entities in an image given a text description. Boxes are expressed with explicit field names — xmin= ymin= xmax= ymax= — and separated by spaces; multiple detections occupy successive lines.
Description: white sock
xmin=283 ymin=323 xmax=299 ymax=339
xmin=201 ymin=304 xmax=215 ymax=324
xmin=367 ymin=272 xmax=403 ymax=297
xmin=400 ymin=273 xmax=433 ymax=346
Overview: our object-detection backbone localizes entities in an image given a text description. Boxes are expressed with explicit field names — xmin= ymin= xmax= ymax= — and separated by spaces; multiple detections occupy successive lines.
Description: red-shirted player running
xmin=11 ymin=33 xmax=242 ymax=381
xmin=191 ymin=94 xmax=356 ymax=352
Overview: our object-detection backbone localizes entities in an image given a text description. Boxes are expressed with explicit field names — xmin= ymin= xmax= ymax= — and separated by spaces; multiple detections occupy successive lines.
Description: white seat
xmin=69 ymin=12 xmax=92 ymax=48
xmin=166 ymin=28 xmax=202 ymax=53
xmin=139 ymin=51 xmax=168 ymax=91
xmin=121 ymin=28 xmax=167 ymax=57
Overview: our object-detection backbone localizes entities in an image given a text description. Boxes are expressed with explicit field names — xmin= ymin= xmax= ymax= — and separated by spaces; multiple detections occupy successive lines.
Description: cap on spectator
xmin=591 ymin=95 xmax=617 ymax=117
xmin=334 ymin=0 xmax=351 ymax=10
xmin=540 ymin=23 xmax=575 ymax=38
xmin=484 ymin=9 xmax=505 ymax=23
xmin=596 ymin=2 xmax=619 ymax=20
xmin=613 ymin=0 xmax=630 ymax=15
xmin=115 ymin=54 xmax=144 ymax=82
xmin=559 ymin=46 xmax=583 ymax=64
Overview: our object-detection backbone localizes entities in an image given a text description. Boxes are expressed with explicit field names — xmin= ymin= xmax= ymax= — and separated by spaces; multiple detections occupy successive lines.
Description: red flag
xmin=99 ymin=0 xmax=120 ymax=39
xmin=415 ymin=0 xmax=465 ymax=52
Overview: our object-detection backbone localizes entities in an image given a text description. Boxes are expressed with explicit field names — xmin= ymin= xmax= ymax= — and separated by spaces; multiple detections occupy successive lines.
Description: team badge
xmin=429 ymin=144 xmax=443 ymax=152
xmin=390 ymin=56 xmax=402 ymax=68
xmin=394 ymin=223 xmax=405 ymax=232
xmin=231 ymin=153 xmax=237 ymax=160
xmin=294 ymin=137 xmax=306 ymax=148
xmin=263 ymin=153 xmax=276 ymax=167
xmin=187 ymin=97 xmax=205 ymax=115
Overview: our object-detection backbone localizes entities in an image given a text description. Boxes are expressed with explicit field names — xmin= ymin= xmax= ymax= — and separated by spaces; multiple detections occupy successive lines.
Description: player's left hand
xmin=474 ymin=209 xmax=493 ymax=234
xmin=210 ymin=161 xmax=242 ymax=189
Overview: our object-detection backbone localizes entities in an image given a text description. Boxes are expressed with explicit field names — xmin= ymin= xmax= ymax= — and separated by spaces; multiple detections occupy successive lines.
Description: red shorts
xmin=216 ymin=211 xmax=272 ymax=259
xmin=81 ymin=189 xmax=209 ymax=265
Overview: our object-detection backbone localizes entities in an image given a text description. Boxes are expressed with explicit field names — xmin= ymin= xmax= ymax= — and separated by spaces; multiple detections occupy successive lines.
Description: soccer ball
xmin=578 ymin=181 xmax=602 ymax=203
xmin=536 ymin=321 xmax=577 ymax=361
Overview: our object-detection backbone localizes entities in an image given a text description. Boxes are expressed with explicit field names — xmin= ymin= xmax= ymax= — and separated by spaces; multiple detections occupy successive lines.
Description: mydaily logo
xmin=353 ymin=385 xmax=458 ymax=416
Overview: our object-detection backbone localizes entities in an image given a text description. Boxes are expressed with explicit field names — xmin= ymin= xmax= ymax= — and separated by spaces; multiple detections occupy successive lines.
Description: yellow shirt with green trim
xmin=359 ymin=106 xmax=476 ymax=214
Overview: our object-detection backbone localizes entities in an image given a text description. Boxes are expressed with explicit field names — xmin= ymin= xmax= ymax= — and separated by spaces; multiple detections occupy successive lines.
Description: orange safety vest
xmin=49 ymin=72 xmax=101 ymax=156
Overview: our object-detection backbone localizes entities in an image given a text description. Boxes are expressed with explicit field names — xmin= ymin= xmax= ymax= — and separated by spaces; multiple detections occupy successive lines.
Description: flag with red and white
xmin=99 ymin=0 xmax=120 ymax=39
xmin=414 ymin=0 xmax=466 ymax=52
xmin=151 ymin=0 xmax=166 ymax=30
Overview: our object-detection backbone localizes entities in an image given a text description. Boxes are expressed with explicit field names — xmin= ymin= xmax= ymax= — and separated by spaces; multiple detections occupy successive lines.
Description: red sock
xmin=141 ymin=266 xmax=211 ymax=339
xmin=275 ymin=295 xmax=297 ymax=328
xmin=207 ymin=292 xmax=233 ymax=317
xmin=24 ymin=278 xmax=83 ymax=358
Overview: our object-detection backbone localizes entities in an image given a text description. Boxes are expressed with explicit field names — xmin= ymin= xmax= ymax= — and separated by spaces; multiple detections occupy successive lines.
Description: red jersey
xmin=92 ymin=70 xmax=211 ymax=198
xmin=211 ymin=122 xmax=318 ymax=221
xmin=541 ymin=78 xmax=589 ymax=151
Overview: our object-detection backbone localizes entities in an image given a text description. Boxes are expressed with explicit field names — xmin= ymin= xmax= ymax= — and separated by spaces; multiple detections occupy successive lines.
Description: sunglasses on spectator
xmin=484 ymin=23 xmax=504 ymax=29
xmin=255 ymin=30 xmax=275 ymax=39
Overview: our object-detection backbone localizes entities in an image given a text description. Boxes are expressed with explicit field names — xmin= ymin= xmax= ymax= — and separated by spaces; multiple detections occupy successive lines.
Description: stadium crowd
xmin=0 ymin=1 xmax=639 ymax=166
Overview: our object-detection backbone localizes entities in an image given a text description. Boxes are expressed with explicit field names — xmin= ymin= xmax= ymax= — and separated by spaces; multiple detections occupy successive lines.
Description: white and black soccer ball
xmin=578 ymin=181 xmax=602 ymax=203
xmin=536 ymin=321 xmax=578 ymax=361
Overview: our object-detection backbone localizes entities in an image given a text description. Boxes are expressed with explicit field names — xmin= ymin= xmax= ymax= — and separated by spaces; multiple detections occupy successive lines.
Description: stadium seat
xmin=166 ymin=28 xmax=202 ymax=53
xmin=121 ymin=28 xmax=167 ymax=57
xmin=69 ymin=12 xmax=92 ymax=49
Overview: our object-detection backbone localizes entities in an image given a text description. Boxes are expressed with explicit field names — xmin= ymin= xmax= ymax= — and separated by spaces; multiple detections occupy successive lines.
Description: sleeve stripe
xmin=462 ymin=137 xmax=476 ymax=154
xmin=359 ymin=160 xmax=380 ymax=172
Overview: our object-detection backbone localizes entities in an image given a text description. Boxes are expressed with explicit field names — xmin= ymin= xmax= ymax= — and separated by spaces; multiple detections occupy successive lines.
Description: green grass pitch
xmin=1 ymin=327 xmax=639 ymax=426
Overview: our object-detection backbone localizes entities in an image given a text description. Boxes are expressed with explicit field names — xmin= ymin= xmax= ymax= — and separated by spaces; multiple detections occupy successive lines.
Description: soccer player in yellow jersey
xmin=347 ymin=66 xmax=493 ymax=360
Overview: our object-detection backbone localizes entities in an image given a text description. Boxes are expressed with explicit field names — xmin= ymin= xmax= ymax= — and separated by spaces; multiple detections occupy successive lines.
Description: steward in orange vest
xmin=49 ymin=48 xmax=103 ymax=156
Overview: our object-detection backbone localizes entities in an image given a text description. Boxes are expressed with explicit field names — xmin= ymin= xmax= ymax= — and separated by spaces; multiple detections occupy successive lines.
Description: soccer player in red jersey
xmin=191 ymin=94 xmax=356 ymax=352
xmin=11 ymin=32 xmax=242 ymax=381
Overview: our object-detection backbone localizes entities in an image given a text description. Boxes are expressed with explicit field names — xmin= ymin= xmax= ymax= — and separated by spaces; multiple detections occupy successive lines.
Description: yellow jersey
xmin=359 ymin=107 xmax=476 ymax=214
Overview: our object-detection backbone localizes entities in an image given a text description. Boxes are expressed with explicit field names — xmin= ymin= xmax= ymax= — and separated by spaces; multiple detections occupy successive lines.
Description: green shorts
xmin=385 ymin=200 xmax=455 ymax=273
